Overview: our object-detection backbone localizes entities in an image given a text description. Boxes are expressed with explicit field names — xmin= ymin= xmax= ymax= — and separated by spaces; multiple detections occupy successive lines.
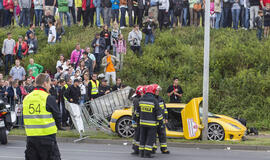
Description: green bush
xmin=1 ymin=26 xmax=270 ymax=129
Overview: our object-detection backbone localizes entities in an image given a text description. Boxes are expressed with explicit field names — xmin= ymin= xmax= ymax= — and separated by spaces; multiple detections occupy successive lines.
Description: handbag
xmin=193 ymin=3 xmax=202 ymax=12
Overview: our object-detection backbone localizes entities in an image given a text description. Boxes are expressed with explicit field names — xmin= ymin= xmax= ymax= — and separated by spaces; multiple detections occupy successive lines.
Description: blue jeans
xmin=245 ymin=8 xmax=250 ymax=29
xmin=59 ymin=12 xmax=71 ymax=26
xmin=215 ymin=12 xmax=222 ymax=29
xmin=120 ymin=7 xmax=127 ymax=27
xmin=19 ymin=8 xmax=30 ymax=27
xmin=112 ymin=9 xmax=119 ymax=23
xmin=182 ymin=8 xmax=188 ymax=26
xmin=3 ymin=9 xmax=12 ymax=26
xmin=35 ymin=9 xmax=43 ymax=26
xmin=223 ymin=7 xmax=231 ymax=28
xmin=96 ymin=7 xmax=103 ymax=27
xmin=257 ymin=28 xmax=262 ymax=40
xmin=145 ymin=33 xmax=155 ymax=45
xmin=232 ymin=8 xmax=240 ymax=29
xmin=5 ymin=54 xmax=14 ymax=75
xmin=45 ymin=27 xmax=49 ymax=36
xmin=169 ymin=9 xmax=174 ymax=27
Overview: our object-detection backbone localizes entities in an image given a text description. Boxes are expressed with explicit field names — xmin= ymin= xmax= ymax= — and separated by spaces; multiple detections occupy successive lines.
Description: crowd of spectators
xmin=0 ymin=0 xmax=270 ymax=36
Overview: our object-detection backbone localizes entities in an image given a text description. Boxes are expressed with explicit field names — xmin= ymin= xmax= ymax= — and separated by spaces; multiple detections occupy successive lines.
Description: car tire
xmin=0 ymin=128 xmax=8 ymax=145
xmin=116 ymin=116 xmax=135 ymax=138
xmin=208 ymin=123 xmax=225 ymax=141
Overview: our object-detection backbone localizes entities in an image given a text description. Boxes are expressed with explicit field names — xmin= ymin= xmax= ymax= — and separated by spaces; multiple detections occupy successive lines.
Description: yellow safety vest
xmin=64 ymin=84 xmax=68 ymax=89
xmin=90 ymin=80 xmax=99 ymax=95
xmin=64 ymin=84 xmax=68 ymax=100
xmin=23 ymin=90 xmax=57 ymax=136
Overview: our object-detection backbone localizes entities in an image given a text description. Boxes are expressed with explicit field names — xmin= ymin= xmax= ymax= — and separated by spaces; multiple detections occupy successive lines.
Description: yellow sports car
xmin=110 ymin=97 xmax=247 ymax=141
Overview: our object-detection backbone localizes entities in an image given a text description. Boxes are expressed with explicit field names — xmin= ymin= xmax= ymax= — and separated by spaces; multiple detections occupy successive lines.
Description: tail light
xmin=0 ymin=112 xmax=7 ymax=117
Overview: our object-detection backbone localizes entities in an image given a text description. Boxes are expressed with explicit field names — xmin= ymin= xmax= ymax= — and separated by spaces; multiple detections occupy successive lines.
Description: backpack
xmin=173 ymin=0 xmax=183 ymax=16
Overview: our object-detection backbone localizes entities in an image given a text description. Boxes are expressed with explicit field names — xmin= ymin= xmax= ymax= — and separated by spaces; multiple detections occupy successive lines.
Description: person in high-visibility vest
xmin=23 ymin=73 xmax=62 ymax=160
xmin=87 ymin=73 xmax=100 ymax=100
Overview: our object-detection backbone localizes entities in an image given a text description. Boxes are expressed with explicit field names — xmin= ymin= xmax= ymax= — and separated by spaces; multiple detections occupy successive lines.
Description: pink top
xmin=210 ymin=2 xmax=215 ymax=15
xmin=15 ymin=6 xmax=21 ymax=16
xmin=70 ymin=49 xmax=84 ymax=64
xmin=116 ymin=40 xmax=126 ymax=54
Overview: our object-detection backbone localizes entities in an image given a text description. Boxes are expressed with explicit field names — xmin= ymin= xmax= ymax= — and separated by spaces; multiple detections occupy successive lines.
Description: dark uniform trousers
xmin=156 ymin=124 xmax=167 ymax=151
xmin=132 ymin=125 xmax=140 ymax=151
xmin=25 ymin=138 xmax=61 ymax=160
xmin=139 ymin=126 xmax=157 ymax=154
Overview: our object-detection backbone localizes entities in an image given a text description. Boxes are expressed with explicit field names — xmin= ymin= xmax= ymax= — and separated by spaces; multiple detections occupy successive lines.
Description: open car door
xmin=181 ymin=97 xmax=203 ymax=140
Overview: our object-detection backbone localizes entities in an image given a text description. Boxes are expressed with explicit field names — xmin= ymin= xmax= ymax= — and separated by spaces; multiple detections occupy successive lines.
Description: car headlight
xmin=229 ymin=123 xmax=240 ymax=130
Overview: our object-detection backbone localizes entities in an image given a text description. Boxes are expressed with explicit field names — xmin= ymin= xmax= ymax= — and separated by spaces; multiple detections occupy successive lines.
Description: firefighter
xmin=138 ymin=85 xmax=163 ymax=158
xmin=131 ymin=85 xmax=144 ymax=155
xmin=152 ymin=84 xmax=170 ymax=154
xmin=23 ymin=73 xmax=62 ymax=160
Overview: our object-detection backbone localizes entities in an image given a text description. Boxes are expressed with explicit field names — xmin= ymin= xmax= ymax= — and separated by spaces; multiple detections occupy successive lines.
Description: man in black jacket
xmin=49 ymin=79 xmax=58 ymax=101
xmin=98 ymin=79 xmax=111 ymax=96
xmin=82 ymin=51 xmax=94 ymax=77
xmin=58 ymin=79 xmax=69 ymax=127
xmin=111 ymin=78 xmax=125 ymax=91
xmin=167 ymin=77 xmax=183 ymax=103
xmin=64 ymin=79 xmax=81 ymax=104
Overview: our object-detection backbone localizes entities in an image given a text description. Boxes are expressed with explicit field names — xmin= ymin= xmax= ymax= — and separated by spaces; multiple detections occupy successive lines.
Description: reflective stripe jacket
xmin=132 ymin=96 xmax=141 ymax=125
xmin=23 ymin=89 xmax=58 ymax=136
xmin=138 ymin=93 xmax=163 ymax=127
xmin=156 ymin=95 xmax=168 ymax=119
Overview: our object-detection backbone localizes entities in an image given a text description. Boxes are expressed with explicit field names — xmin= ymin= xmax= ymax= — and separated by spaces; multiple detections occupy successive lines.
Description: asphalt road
xmin=0 ymin=140 xmax=269 ymax=160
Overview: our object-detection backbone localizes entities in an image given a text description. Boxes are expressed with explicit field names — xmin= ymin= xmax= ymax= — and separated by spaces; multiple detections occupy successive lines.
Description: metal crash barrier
xmin=66 ymin=86 xmax=134 ymax=142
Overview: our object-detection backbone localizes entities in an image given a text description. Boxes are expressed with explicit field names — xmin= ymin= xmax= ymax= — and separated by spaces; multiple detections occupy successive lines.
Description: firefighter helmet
xmin=135 ymin=85 xmax=144 ymax=96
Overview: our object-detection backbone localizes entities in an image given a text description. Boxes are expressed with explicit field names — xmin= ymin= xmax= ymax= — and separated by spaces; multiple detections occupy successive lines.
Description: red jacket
xmin=82 ymin=0 xmax=95 ymax=10
xmin=14 ymin=41 xmax=28 ymax=56
xmin=3 ymin=0 xmax=14 ymax=10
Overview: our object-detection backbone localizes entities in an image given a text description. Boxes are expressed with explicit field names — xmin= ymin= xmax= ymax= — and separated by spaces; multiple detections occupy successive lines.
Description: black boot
xmin=161 ymin=149 xmax=170 ymax=154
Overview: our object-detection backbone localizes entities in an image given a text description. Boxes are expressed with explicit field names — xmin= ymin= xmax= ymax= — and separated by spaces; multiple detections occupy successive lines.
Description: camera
xmin=133 ymin=38 xmax=138 ymax=46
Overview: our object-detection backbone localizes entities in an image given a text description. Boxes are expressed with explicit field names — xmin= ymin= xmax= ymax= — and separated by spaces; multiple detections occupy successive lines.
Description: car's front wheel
xmin=208 ymin=123 xmax=225 ymax=141
xmin=116 ymin=116 xmax=135 ymax=138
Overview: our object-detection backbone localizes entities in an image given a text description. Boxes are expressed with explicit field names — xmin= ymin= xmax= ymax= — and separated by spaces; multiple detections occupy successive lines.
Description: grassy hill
xmin=0 ymin=26 xmax=270 ymax=129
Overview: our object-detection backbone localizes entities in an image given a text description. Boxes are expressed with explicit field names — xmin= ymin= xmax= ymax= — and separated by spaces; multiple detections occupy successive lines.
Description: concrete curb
xmin=8 ymin=136 xmax=270 ymax=151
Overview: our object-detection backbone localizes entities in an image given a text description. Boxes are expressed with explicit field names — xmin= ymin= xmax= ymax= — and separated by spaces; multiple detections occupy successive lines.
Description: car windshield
xmin=199 ymin=108 xmax=215 ymax=117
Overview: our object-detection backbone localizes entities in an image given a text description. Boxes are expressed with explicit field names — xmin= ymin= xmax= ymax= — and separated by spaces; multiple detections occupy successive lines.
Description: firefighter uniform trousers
xmin=132 ymin=123 xmax=140 ymax=151
xmin=132 ymin=96 xmax=141 ymax=152
xmin=139 ymin=126 xmax=157 ymax=154
xmin=155 ymin=99 xmax=168 ymax=152
xmin=157 ymin=124 xmax=168 ymax=151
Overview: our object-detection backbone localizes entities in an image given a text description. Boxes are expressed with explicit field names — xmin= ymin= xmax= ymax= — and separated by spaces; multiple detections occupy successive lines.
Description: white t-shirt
xmin=48 ymin=26 xmax=56 ymax=43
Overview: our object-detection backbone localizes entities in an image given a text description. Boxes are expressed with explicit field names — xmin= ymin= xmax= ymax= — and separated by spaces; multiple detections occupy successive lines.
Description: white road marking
xmin=0 ymin=155 xmax=24 ymax=159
